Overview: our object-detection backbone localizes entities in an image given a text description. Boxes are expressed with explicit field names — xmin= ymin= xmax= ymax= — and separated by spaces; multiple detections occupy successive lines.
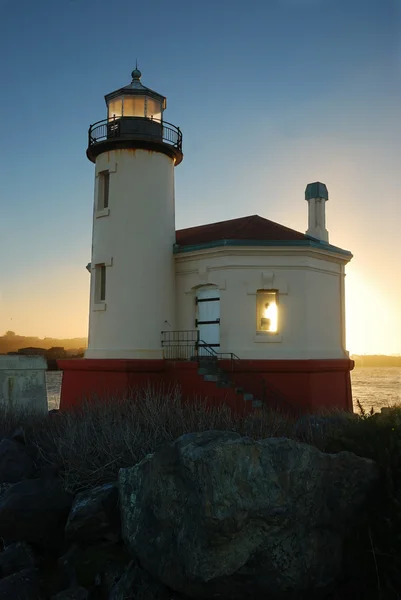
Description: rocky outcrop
xmin=0 ymin=475 xmax=72 ymax=549
xmin=108 ymin=560 xmax=172 ymax=600
xmin=0 ymin=435 xmax=35 ymax=483
xmin=65 ymin=482 xmax=120 ymax=544
xmin=51 ymin=586 xmax=89 ymax=599
xmin=0 ymin=567 xmax=41 ymax=599
xmin=119 ymin=430 xmax=379 ymax=599
xmin=0 ymin=542 xmax=36 ymax=578
xmin=0 ymin=420 xmax=382 ymax=600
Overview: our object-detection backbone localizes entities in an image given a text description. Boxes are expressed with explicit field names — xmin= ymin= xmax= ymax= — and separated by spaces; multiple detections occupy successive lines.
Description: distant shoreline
xmin=0 ymin=332 xmax=400 ymax=369
xmin=352 ymin=356 xmax=401 ymax=368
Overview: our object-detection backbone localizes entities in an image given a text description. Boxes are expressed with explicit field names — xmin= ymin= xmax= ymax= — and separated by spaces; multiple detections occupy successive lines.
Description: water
xmin=45 ymin=367 xmax=401 ymax=413
xmin=46 ymin=371 xmax=63 ymax=411
xmin=351 ymin=367 xmax=401 ymax=413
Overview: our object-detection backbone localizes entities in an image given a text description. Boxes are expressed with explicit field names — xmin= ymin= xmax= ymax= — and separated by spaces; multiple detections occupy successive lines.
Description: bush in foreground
xmin=324 ymin=403 xmax=401 ymax=600
xmin=0 ymin=386 xmax=296 ymax=493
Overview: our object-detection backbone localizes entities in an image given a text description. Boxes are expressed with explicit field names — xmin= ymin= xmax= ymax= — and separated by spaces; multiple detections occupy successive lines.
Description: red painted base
xmin=57 ymin=358 xmax=354 ymax=415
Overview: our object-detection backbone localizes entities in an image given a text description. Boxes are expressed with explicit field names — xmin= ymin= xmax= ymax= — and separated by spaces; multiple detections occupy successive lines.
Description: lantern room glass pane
xmin=123 ymin=96 xmax=145 ymax=117
xmin=146 ymin=97 xmax=162 ymax=121
xmin=108 ymin=98 xmax=122 ymax=119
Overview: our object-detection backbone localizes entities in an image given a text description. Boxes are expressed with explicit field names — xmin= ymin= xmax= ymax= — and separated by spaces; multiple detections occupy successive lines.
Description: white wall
xmin=0 ymin=356 xmax=48 ymax=415
xmin=86 ymin=149 xmax=176 ymax=359
xmin=175 ymin=247 xmax=349 ymax=359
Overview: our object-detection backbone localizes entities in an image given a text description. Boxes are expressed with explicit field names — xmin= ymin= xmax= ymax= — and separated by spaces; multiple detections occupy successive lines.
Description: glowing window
xmin=108 ymin=98 xmax=122 ymax=119
xmin=256 ymin=290 xmax=278 ymax=333
xmin=146 ymin=97 xmax=162 ymax=121
xmin=123 ymin=96 xmax=145 ymax=117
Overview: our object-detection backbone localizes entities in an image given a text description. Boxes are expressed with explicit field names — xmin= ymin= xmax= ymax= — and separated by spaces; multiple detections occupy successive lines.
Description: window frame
xmin=97 ymin=170 xmax=110 ymax=211
xmin=256 ymin=289 xmax=279 ymax=334
xmin=94 ymin=263 xmax=107 ymax=306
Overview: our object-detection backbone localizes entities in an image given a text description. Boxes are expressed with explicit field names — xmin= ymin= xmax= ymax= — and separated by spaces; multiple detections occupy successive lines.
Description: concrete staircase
xmin=197 ymin=357 xmax=262 ymax=409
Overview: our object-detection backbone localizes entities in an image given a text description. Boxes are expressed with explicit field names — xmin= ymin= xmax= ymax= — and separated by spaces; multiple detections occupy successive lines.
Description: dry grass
xmin=0 ymin=386 xmax=296 ymax=493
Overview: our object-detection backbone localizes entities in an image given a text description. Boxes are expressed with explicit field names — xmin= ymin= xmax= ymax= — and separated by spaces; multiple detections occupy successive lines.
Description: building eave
xmin=173 ymin=239 xmax=353 ymax=262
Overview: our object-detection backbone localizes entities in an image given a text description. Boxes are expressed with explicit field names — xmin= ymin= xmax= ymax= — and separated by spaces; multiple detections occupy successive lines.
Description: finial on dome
xmin=131 ymin=60 xmax=142 ymax=81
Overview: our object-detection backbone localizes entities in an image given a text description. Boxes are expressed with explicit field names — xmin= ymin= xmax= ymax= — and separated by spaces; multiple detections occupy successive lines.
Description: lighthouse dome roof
xmin=104 ymin=67 xmax=166 ymax=106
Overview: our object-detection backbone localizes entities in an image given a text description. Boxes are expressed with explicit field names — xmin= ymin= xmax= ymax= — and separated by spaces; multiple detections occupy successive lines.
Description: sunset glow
xmin=0 ymin=0 xmax=399 ymax=356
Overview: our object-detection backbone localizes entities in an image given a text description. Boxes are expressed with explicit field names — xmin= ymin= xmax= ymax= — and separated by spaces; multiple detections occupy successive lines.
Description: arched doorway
xmin=196 ymin=287 xmax=220 ymax=355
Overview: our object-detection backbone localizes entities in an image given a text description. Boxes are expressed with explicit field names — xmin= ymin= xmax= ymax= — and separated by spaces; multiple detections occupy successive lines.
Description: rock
xmin=0 ymin=484 xmax=11 ymax=501
xmin=39 ymin=463 xmax=60 ymax=479
xmin=51 ymin=586 xmax=89 ymax=599
xmin=0 ymin=567 xmax=41 ymax=599
xmin=99 ymin=559 xmax=130 ymax=597
xmin=0 ymin=541 xmax=36 ymax=577
xmin=108 ymin=560 xmax=137 ymax=600
xmin=119 ymin=430 xmax=379 ymax=600
xmin=58 ymin=542 xmax=131 ymax=594
xmin=108 ymin=560 xmax=171 ymax=600
xmin=58 ymin=545 xmax=82 ymax=590
xmin=65 ymin=482 xmax=120 ymax=544
xmin=11 ymin=427 xmax=26 ymax=445
xmin=0 ymin=437 xmax=35 ymax=483
xmin=0 ymin=476 xmax=73 ymax=549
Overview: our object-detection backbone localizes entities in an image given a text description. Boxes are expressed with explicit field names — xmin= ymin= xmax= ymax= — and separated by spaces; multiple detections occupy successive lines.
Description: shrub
xmin=0 ymin=386 xmax=295 ymax=493
xmin=323 ymin=403 xmax=401 ymax=599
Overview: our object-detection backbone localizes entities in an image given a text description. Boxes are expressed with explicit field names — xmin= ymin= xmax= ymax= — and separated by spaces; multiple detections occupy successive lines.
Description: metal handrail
xmin=197 ymin=340 xmax=241 ymax=371
xmin=196 ymin=340 xmax=218 ymax=359
xmin=161 ymin=330 xmax=198 ymax=360
xmin=88 ymin=116 xmax=182 ymax=151
xmin=197 ymin=340 xmax=294 ymax=411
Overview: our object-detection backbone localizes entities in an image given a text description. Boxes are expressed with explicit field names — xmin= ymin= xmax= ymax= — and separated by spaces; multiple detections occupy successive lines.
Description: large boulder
xmin=0 ymin=437 xmax=35 ymax=483
xmin=51 ymin=587 xmax=89 ymax=600
xmin=0 ymin=475 xmax=73 ymax=549
xmin=0 ymin=567 xmax=41 ymax=599
xmin=58 ymin=542 xmax=131 ymax=595
xmin=0 ymin=542 xmax=36 ymax=577
xmin=119 ymin=431 xmax=379 ymax=600
xmin=65 ymin=482 xmax=120 ymax=544
xmin=108 ymin=560 xmax=172 ymax=600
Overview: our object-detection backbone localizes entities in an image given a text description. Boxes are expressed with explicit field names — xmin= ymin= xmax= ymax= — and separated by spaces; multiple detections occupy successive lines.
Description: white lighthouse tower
xmin=85 ymin=67 xmax=183 ymax=359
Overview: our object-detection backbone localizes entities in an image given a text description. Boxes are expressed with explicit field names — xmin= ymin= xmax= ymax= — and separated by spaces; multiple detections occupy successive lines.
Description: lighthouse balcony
xmin=87 ymin=116 xmax=183 ymax=164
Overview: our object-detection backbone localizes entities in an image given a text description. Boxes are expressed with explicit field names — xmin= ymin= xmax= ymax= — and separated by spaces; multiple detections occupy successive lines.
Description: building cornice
xmin=173 ymin=240 xmax=352 ymax=264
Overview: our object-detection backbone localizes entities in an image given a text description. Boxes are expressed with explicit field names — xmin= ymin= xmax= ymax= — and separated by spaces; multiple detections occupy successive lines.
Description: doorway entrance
xmin=196 ymin=288 xmax=220 ymax=355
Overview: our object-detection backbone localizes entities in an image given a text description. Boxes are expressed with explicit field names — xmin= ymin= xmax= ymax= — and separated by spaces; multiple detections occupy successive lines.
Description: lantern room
xmin=86 ymin=67 xmax=183 ymax=165
xmin=105 ymin=67 xmax=166 ymax=121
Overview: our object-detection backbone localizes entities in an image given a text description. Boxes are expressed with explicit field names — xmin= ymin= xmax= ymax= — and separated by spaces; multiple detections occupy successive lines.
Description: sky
xmin=0 ymin=0 xmax=400 ymax=355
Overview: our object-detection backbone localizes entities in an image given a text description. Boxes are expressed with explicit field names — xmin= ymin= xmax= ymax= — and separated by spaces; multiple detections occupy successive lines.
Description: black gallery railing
xmin=88 ymin=116 xmax=182 ymax=152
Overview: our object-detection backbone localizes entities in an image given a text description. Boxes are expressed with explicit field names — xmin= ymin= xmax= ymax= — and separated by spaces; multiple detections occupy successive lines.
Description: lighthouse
xmin=58 ymin=69 xmax=354 ymax=414
xmin=85 ymin=67 xmax=183 ymax=359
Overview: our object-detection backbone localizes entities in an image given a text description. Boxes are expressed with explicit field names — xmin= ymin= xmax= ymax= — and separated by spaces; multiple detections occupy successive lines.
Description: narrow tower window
xmin=256 ymin=290 xmax=279 ymax=333
xmin=95 ymin=264 xmax=107 ymax=303
xmin=100 ymin=265 xmax=106 ymax=301
xmin=98 ymin=171 xmax=110 ymax=210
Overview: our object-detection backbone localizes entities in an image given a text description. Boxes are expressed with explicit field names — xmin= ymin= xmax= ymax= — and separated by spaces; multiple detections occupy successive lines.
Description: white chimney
xmin=305 ymin=182 xmax=329 ymax=242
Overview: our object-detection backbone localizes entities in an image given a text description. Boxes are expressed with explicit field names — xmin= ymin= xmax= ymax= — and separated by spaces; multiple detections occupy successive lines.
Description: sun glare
xmin=263 ymin=301 xmax=278 ymax=333
xmin=345 ymin=269 xmax=398 ymax=355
